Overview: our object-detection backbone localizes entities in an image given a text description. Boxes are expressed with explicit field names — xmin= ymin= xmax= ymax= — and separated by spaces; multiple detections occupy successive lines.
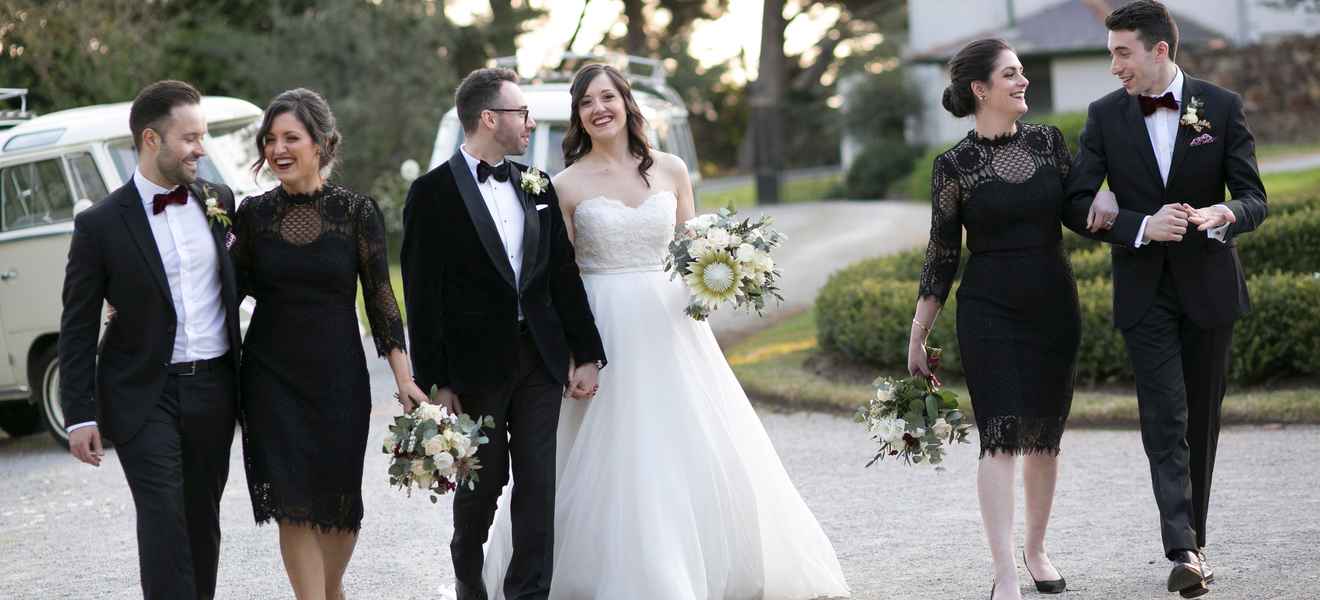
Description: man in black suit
xmin=59 ymin=80 xmax=241 ymax=600
xmin=1065 ymin=2 xmax=1267 ymax=597
xmin=400 ymin=68 xmax=606 ymax=600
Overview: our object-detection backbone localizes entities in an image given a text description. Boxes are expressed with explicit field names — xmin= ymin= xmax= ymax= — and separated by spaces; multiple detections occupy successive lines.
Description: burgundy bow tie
xmin=152 ymin=186 xmax=189 ymax=214
xmin=1138 ymin=92 xmax=1179 ymax=117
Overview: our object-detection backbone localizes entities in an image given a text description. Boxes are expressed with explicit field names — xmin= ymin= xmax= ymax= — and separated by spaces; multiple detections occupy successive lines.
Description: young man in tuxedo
xmin=1065 ymin=2 xmax=1267 ymax=597
xmin=400 ymin=68 xmax=605 ymax=600
xmin=59 ymin=80 xmax=241 ymax=600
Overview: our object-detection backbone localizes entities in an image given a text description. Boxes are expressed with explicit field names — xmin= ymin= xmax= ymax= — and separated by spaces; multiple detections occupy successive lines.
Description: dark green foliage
xmin=844 ymin=138 xmax=925 ymax=198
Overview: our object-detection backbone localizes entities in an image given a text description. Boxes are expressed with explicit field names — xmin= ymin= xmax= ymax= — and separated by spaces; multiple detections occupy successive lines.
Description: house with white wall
xmin=903 ymin=0 xmax=1320 ymax=148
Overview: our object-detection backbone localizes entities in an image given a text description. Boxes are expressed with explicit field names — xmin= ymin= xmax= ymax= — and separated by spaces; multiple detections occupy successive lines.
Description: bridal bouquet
xmin=856 ymin=347 xmax=972 ymax=466
xmin=665 ymin=207 xmax=784 ymax=321
xmin=382 ymin=392 xmax=495 ymax=503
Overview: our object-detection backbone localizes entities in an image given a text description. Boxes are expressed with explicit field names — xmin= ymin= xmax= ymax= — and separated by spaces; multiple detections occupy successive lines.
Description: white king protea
xmin=665 ymin=207 xmax=784 ymax=321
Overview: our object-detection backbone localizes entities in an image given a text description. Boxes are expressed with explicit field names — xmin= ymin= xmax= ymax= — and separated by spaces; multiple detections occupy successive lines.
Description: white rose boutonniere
xmin=204 ymin=196 xmax=232 ymax=229
xmin=520 ymin=167 xmax=549 ymax=196
xmin=1180 ymin=96 xmax=1211 ymax=133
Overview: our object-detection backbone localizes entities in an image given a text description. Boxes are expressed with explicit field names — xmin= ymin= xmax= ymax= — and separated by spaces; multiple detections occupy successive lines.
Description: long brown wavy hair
xmin=562 ymin=64 xmax=654 ymax=187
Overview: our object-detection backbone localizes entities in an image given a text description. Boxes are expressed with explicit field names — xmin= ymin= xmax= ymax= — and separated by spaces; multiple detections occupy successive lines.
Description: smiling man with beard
xmin=59 ymin=80 xmax=242 ymax=600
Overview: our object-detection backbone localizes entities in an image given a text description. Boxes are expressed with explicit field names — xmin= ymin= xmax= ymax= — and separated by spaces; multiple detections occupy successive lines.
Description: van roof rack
xmin=492 ymin=54 xmax=685 ymax=107
xmin=0 ymin=88 xmax=35 ymax=128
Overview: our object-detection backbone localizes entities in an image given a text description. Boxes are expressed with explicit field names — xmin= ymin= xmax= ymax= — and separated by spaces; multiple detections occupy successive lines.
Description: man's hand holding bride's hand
xmin=567 ymin=362 xmax=599 ymax=400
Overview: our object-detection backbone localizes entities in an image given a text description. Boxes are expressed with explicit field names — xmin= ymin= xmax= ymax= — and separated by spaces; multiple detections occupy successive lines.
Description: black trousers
xmin=115 ymin=361 xmax=237 ymax=600
xmin=452 ymin=331 xmax=562 ymax=600
xmin=1121 ymin=266 xmax=1233 ymax=558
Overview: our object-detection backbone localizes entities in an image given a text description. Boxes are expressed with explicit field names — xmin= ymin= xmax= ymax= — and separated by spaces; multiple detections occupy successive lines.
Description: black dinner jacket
xmin=400 ymin=150 xmax=605 ymax=394
xmin=58 ymin=178 xmax=241 ymax=444
xmin=1065 ymin=74 xmax=1268 ymax=330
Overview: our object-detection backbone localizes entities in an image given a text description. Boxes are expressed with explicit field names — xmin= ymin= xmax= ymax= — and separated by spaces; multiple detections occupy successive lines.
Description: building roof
xmin=910 ymin=0 xmax=1231 ymax=63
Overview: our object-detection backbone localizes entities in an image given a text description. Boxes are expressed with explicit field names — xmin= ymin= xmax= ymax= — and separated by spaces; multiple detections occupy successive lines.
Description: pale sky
xmin=443 ymin=0 xmax=850 ymax=84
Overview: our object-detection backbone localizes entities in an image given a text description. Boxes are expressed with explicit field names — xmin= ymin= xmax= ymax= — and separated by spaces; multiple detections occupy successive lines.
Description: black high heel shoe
xmin=1023 ymin=551 xmax=1067 ymax=594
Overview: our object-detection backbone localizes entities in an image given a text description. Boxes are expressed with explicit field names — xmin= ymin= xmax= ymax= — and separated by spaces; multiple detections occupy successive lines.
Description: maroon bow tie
xmin=1138 ymin=92 xmax=1179 ymax=117
xmin=152 ymin=186 xmax=189 ymax=214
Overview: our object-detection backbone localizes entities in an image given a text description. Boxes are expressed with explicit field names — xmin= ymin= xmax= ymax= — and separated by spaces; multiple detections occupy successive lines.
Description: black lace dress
xmin=918 ymin=123 xmax=1081 ymax=457
xmin=233 ymin=184 xmax=405 ymax=532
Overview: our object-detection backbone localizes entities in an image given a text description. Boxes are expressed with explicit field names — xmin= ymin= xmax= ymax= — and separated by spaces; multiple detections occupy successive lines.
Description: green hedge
xmin=816 ymin=266 xmax=1320 ymax=385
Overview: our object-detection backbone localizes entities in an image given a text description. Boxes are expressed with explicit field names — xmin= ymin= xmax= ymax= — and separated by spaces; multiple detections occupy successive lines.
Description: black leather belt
xmin=167 ymin=354 xmax=229 ymax=376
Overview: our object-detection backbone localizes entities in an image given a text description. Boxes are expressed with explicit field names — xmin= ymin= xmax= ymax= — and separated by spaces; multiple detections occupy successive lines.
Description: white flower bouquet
xmin=855 ymin=348 xmax=972 ymax=466
xmin=383 ymin=391 xmax=495 ymax=503
xmin=664 ymin=208 xmax=785 ymax=321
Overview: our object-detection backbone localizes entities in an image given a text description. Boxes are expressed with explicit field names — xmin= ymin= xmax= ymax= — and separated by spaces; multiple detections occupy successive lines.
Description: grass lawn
xmin=727 ymin=310 xmax=1320 ymax=426
xmin=1257 ymin=142 xmax=1320 ymax=160
xmin=1260 ymin=166 xmax=1320 ymax=199
xmin=697 ymin=171 xmax=842 ymax=211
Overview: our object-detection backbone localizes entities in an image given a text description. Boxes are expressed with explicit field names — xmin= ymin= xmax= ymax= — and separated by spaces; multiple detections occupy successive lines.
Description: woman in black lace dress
xmin=907 ymin=41 xmax=1118 ymax=600
xmin=233 ymin=89 xmax=428 ymax=600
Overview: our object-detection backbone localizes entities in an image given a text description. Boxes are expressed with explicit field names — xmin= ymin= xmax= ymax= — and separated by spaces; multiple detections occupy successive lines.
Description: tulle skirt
xmin=482 ymin=268 xmax=849 ymax=599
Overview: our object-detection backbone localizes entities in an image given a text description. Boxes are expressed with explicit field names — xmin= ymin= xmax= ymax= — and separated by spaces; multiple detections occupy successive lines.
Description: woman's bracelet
xmin=912 ymin=318 xmax=931 ymax=334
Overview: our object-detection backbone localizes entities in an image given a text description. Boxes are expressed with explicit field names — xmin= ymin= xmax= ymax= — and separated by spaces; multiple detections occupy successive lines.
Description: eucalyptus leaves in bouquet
xmin=856 ymin=347 xmax=972 ymax=466
xmin=383 ymin=387 xmax=495 ymax=503
xmin=665 ymin=207 xmax=785 ymax=321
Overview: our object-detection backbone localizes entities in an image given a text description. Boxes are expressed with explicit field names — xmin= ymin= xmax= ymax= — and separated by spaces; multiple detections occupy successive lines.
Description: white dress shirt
xmin=459 ymin=145 xmax=526 ymax=318
xmin=1133 ymin=68 xmax=1229 ymax=246
xmin=68 ymin=170 xmax=229 ymax=434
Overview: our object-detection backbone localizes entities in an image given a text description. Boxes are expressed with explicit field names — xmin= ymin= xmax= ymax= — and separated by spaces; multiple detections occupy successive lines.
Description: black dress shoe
xmin=1022 ymin=551 xmax=1066 ymax=593
xmin=1168 ymin=550 xmax=1208 ymax=597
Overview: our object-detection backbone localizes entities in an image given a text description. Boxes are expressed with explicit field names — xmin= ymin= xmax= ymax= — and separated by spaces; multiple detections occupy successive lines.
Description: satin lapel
xmin=1123 ymin=95 xmax=1165 ymax=191
xmin=1167 ymin=77 xmax=1200 ymax=187
xmin=117 ymin=185 xmax=172 ymax=304
xmin=448 ymin=151 xmax=517 ymax=289
xmin=510 ymin=167 xmax=540 ymax=292
xmin=189 ymin=182 xmax=239 ymax=344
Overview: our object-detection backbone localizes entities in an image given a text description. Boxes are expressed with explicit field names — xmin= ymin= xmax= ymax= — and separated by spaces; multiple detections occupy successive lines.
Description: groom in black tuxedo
xmin=401 ymin=68 xmax=606 ymax=600
xmin=59 ymin=80 xmax=241 ymax=599
xmin=1065 ymin=2 xmax=1267 ymax=597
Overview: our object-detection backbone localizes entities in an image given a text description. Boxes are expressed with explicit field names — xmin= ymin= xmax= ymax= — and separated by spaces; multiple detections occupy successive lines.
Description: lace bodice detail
xmin=917 ymin=122 xmax=1073 ymax=303
xmin=573 ymin=192 xmax=678 ymax=273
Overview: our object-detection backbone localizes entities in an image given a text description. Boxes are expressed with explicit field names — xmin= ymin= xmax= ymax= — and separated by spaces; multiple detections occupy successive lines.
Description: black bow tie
xmin=476 ymin=160 xmax=509 ymax=184
xmin=1139 ymin=91 xmax=1180 ymax=117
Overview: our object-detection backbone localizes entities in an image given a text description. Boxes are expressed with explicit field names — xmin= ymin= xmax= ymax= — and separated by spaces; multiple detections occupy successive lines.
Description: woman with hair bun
xmin=233 ymin=88 xmax=425 ymax=599
xmin=909 ymin=40 xmax=1119 ymax=600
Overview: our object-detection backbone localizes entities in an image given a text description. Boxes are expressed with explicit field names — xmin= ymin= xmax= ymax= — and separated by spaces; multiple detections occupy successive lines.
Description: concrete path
xmin=2 ymin=347 xmax=1315 ymax=598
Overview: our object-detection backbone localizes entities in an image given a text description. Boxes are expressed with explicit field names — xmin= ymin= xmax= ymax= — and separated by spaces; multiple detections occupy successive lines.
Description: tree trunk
xmin=623 ymin=0 xmax=648 ymax=56
xmin=488 ymin=0 xmax=518 ymax=56
xmin=751 ymin=0 xmax=785 ymax=204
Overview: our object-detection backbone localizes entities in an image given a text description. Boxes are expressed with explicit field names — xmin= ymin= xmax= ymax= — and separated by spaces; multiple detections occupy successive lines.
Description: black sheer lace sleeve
xmin=232 ymin=195 xmax=257 ymax=300
xmin=354 ymin=193 xmax=406 ymax=357
xmin=917 ymin=154 xmax=964 ymax=303
xmin=1050 ymin=125 xmax=1072 ymax=181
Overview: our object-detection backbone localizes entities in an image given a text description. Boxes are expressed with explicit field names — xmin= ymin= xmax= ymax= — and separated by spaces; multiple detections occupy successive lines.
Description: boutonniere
xmin=519 ymin=167 xmax=549 ymax=196
xmin=202 ymin=188 xmax=232 ymax=229
xmin=1180 ymin=96 xmax=1211 ymax=133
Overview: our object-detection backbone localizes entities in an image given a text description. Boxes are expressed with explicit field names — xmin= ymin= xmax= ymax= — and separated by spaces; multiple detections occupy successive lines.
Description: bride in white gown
xmin=480 ymin=64 xmax=849 ymax=600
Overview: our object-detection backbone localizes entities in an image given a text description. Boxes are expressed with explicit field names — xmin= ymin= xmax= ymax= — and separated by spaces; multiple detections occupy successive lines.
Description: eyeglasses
xmin=486 ymin=107 xmax=530 ymax=124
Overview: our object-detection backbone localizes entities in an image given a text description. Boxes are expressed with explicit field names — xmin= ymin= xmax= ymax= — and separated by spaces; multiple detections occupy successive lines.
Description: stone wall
xmin=1180 ymin=34 xmax=1320 ymax=144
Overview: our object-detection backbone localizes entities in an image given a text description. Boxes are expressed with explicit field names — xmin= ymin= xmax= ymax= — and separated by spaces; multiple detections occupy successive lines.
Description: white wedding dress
xmin=480 ymin=191 xmax=849 ymax=600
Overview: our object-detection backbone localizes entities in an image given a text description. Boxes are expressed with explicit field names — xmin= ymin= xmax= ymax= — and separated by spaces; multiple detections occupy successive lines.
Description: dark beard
xmin=156 ymin=142 xmax=197 ymax=186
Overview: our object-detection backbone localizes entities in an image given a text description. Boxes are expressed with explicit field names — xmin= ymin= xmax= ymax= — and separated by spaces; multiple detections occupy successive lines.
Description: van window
xmin=545 ymin=125 xmax=568 ymax=175
xmin=66 ymin=152 xmax=108 ymax=203
xmin=0 ymin=158 xmax=74 ymax=231
xmin=108 ymin=139 xmax=226 ymax=186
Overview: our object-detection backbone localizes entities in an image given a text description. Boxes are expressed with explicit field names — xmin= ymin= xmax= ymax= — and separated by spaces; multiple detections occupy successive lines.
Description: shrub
xmin=815 ymin=262 xmax=1320 ymax=385
xmin=1069 ymin=245 xmax=1111 ymax=280
xmin=845 ymin=138 xmax=925 ymax=199
xmin=1237 ymin=206 xmax=1320 ymax=275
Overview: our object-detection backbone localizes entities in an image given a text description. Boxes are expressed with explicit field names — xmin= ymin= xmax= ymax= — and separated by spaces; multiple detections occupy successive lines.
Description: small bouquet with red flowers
xmin=856 ymin=347 xmax=972 ymax=466
xmin=382 ymin=390 xmax=495 ymax=503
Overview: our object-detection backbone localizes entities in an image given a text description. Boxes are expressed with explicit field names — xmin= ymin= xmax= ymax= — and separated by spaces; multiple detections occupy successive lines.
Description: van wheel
xmin=32 ymin=345 xmax=69 ymax=448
